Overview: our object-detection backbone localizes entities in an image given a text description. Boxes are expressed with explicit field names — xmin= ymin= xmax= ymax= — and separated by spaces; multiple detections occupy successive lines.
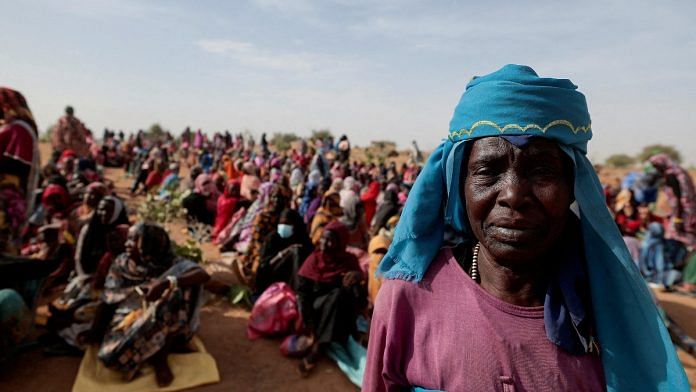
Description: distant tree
xmin=605 ymin=154 xmax=635 ymax=168
xmin=146 ymin=123 xmax=166 ymax=141
xmin=311 ymin=129 xmax=333 ymax=141
xmin=271 ymin=132 xmax=299 ymax=151
xmin=637 ymin=144 xmax=681 ymax=163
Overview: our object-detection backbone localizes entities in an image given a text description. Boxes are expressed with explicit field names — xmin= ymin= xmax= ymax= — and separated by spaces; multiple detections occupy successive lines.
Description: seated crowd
xmin=1 ymin=86 xmax=694 ymax=388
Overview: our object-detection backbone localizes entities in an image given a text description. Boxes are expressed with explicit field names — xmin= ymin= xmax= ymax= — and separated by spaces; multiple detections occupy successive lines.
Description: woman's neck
xmin=477 ymin=245 xmax=549 ymax=307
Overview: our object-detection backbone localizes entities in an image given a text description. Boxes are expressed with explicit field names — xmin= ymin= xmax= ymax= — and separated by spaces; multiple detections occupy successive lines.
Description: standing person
xmin=649 ymin=153 xmax=696 ymax=249
xmin=364 ymin=65 xmax=688 ymax=391
xmin=51 ymin=106 xmax=90 ymax=158
xmin=337 ymin=135 xmax=350 ymax=163
xmin=0 ymin=88 xmax=40 ymax=255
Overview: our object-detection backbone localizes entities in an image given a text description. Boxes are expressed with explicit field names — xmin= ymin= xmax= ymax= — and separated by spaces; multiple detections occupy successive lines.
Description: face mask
xmin=277 ymin=224 xmax=294 ymax=239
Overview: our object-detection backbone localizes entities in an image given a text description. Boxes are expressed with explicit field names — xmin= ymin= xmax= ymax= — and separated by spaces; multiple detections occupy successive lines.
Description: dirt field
xmin=0 ymin=143 xmax=694 ymax=391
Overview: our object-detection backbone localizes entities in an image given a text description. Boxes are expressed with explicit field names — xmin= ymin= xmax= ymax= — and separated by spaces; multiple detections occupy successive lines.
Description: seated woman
xmin=47 ymin=196 xmax=129 ymax=349
xmin=81 ymin=223 xmax=210 ymax=387
xmin=255 ymin=208 xmax=313 ymax=294
xmin=69 ymin=182 xmax=109 ymax=236
xmin=369 ymin=189 xmax=399 ymax=236
xmin=339 ymin=193 xmax=369 ymax=250
xmin=246 ymin=184 xmax=291 ymax=275
xmin=296 ymin=221 xmax=366 ymax=377
xmin=364 ymin=65 xmax=688 ymax=390
xmin=212 ymin=180 xmax=241 ymax=241
xmin=182 ymin=173 xmax=218 ymax=226
xmin=24 ymin=183 xmax=74 ymax=244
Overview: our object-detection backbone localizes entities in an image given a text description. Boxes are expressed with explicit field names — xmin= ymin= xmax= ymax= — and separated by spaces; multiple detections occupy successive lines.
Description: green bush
xmin=637 ymin=144 xmax=681 ymax=163
xmin=311 ymin=129 xmax=333 ymax=141
xmin=605 ymin=154 xmax=635 ymax=168
xmin=271 ymin=132 xmax=299 ymax=151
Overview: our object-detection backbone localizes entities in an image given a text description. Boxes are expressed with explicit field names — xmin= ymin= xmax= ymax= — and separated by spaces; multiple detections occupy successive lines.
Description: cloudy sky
xmin=3 ymin=0 xmax=695 ymax=164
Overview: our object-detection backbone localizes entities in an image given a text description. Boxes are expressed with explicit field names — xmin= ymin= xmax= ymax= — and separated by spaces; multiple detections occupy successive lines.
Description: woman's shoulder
xmin=378 ymin=248 xmax=459 ymax=302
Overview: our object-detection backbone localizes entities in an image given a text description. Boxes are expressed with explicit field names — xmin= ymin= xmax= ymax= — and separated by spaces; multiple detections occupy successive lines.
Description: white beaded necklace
xmin=469 ymin=242 xmax=480 ymax=283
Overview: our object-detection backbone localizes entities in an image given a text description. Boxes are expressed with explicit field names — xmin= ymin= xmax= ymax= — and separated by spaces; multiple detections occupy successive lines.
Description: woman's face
xmin=84 ymin=187 xmax=103 ymax=208
xmin=44 ymin=194 xmax=64 ymax=214
xmin=125 ymin=225 xmax=142 ymax=262
xmin=97 ymin=199 xmax=115 ymax=225
xmin=319 ymin=230 xmax=339 ymax=253
xmin=463 ymin=137 xmax=572 ymax=267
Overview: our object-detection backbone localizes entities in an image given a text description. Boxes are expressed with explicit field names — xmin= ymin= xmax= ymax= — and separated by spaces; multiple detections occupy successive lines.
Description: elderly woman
xmin=364 ymin=65 xmax=688 ymax=391
xmin=82 ymin=223 xmax=209 ymax=387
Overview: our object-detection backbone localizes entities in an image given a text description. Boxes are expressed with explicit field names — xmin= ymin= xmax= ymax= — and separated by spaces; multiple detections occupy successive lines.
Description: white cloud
xmin=196 ymin=39 xmax=364 ymax=74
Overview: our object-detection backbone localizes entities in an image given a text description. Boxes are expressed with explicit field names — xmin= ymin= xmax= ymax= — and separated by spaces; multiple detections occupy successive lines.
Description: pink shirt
xmin=364 ymin=248 xmax=605 ymax=391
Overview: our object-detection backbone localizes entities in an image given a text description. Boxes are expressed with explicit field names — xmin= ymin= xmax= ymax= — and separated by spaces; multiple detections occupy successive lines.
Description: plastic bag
xmin=246 ymin=282 xmax=299 ymax=340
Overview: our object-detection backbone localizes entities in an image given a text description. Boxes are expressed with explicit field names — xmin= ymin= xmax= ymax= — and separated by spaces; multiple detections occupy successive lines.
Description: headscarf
xmin=378 ymin=65 xmax=687 ymax=390
xmin=85 ymin=182 xmax=108 ymax=200
xmin=308 ymin=169 xmax=322 ymax=185
xmin=104 ymin=223 xmax=176 ymax=300
xmin=240 ymin=173 xmax=262 ymax=200
xmin=298 ymin=221 xmax=360 ymax=283
xmin=371 ymin=189 xmax=399 ymax=233
xmin=194 ymin=173 xmax=220 ymax=213
xmin=74 ymin=196 xmax=128 ymax=276
xmin=0 ymin=88 xmax=37 ymax=131
xmin=328 ymin=177 xmax=343 ymax=196
xmin=0 ymin=88 xmax=40 ymax=214
xmin=213 ymin=180 xmax=241 ymax=239
xmin=340 ymin=176 xmax=358 ymax=206
xmin=262 ymin=208 xmax=313 ymax=259
xmin=41 ymin=184 xmax=70 ymax=212
xmin=290 ymin=167 xmax=304 ymax=188
xmin=361 ymin=180 xmax=381 ymax=225
xmin=339 ymin=192 xmax=362 ymax=230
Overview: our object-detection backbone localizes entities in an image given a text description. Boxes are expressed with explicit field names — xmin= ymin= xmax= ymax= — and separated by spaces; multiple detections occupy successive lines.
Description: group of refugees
xmin=605 ymin=155 xmax=696 ymax=293
xmin=2 ymin=63 xmax=696 ymax=390
xmin=122 ymin=124 xmax=419 ymax=383
xmin=0 ymin=93 xmax=209 ymax=387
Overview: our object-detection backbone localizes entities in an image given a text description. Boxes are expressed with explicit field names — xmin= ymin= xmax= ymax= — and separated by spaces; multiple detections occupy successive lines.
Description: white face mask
xmin=277 ymin=223 xmax=294 ymax=239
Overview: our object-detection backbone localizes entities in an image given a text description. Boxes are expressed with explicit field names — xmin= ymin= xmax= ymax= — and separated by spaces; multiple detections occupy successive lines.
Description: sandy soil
xmin=0 ymin=143 xmax=694 ymax=391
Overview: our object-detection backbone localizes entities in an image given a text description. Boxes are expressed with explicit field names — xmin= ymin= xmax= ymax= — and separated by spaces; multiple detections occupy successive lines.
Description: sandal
xmin=297 ymin=358 xmax=316 ymax=378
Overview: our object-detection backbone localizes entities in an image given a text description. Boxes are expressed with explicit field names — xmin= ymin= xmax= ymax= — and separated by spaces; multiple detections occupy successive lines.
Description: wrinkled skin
xmin=463 ymin=137 xmax=573 ymax=275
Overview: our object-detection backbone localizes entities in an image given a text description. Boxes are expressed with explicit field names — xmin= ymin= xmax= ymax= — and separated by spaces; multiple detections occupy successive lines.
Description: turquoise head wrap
xmin=378 ymin=64 xmax=688 ymax=391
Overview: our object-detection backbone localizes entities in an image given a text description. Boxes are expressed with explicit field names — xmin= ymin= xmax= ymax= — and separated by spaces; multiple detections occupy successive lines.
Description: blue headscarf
xmin=378 ymin=65 xmax=688 ymax=391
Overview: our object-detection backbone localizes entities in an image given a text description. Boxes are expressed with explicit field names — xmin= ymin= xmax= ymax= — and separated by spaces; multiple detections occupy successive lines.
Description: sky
xmin=3 ymin=0 xmax=696 ymax=164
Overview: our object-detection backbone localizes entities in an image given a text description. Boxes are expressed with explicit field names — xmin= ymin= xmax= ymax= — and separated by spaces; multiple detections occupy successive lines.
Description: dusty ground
xmin=0 ymin=143 xmax=694 ymax=391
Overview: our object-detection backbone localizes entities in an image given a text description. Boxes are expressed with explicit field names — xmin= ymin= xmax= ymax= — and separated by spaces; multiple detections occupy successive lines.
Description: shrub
xmin=271 ymin=132 xmax=299 ymax=151
xmin=605 ymin=154 xmax=635 ymax=168
xmin=637 ymin=144 xmax=681 ymax=163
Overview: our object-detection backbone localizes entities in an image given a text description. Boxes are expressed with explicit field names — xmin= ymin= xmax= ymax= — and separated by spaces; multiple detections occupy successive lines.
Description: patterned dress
xmin=97 ymin=255 xmax=201 ymax=373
